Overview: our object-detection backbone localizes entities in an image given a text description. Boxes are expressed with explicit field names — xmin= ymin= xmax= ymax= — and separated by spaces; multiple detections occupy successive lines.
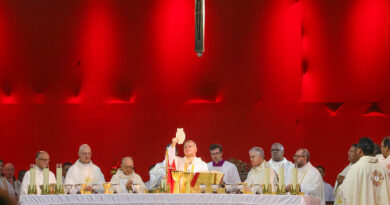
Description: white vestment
xmin=378 ymin=154 xmax=390 ymax=192
xmin=207 ymin=160 xmax=241 ymax=184
xmin=110 ymin=169 xmax=146 ymax=193
xmin=296 ymin=162 xmax=324 ymax=205
xmin=167 ymin=147 xmax=208 ymax=172
xmin=335 ymin=156 xmax=390 ymax=205
xmin=333 ymin=163 xmax=352 ymax=193
xmin=145 ymin=161 xmax=166 ymax=190
xmin=14 ymin=179 xmax=21 ymax=199
xmin=323 ymin=181 xmax=335 ymax=202
xmin=0 ymin=177 xmax=15 ymax=199
xmin=268 ymin=158 xmax=294 ymax=185
xmin=65 ymin=160 xmax=105 ymax=185
xmin=244 ymin=161 xmax=278 ymax=191
xmin=20 ymin=169 xmax=56 ymax=196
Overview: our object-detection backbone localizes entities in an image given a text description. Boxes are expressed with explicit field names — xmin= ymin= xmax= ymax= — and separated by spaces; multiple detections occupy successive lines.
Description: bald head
xmin=121 ymin=156 xmax=134 ymax=175
xmin=78 ymin=144 xmax=92 ymax=164
xmin=183 ymin=140 xmax=197 ymax=158
xmin=3 ymin=163 xmax=15 ymax=179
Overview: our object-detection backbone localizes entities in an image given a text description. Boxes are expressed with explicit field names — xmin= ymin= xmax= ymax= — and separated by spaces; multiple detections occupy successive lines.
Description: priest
xmin=207 ymin=144 xmax=241 ymax=184
xmin=65 ymin=144 xmax=105 ymax=192
xmin=244 ymin=147 xmax=277 ymax=189
xmin=110 ymin=157 xmax=146 ymax=193
xmin=168 ymin=138 xmax=208 ymax=172
xmin=268 ymin=143 xmax=294 ymax=185
xmin=379 ymin=137 xmax=390 ymax=191
xmin=20 ymin=151 xmax=56 ymax=196
xmin=333 ymin=144 xmax=360 ymax=193
xmin=287 ymin=148 xmax=324 ymax=205
xmin=335 ymin=137 xmax=390 ymax=205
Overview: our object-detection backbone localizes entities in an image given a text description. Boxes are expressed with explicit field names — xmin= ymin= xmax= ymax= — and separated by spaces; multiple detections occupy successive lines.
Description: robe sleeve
xmin=64 ymin=166 xmax=75 ymax=184
xmin=167 ymin=146 xmax=176 ymax=165
xmin=20 ymin=171 xmax=30 ymax=196
xmin=230 ymin=164 xmax=241 ymax=183
xmin=96 ymin=168 xmax=105 ymax=184
xmin=49 ymin=172 xmax=56 ymax=184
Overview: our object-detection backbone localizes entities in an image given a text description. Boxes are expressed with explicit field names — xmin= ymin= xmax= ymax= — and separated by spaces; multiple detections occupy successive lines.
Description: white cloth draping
xmin=19 ymin=193 xmax=321 ymax=205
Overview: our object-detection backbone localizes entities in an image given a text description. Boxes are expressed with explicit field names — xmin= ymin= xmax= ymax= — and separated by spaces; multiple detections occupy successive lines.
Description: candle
xmin=279 ymin=166 xmax=285 ymax=186
xmin=56 ymin=166 xmax=62 ymax=186
xmin=264 ymin=166 xmax=270 ymax=186
xmin=291 ymin=167 xmax=298 ymax=187
xmin=43 ymin=168 xmax=49 ymax=186
xmin=30 ymin=164 xmax=36 ymax=186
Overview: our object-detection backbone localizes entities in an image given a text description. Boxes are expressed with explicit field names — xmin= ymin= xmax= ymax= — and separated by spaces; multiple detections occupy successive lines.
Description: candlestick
xmin=43 ymin=168 xmax=49 ymax=186
xmin=30 ymin=164 xmax=36 ymax=186
xmin=279 ymin=166 xmax=285 ymax=187
xmin=56 ymin=164 xmax=62 ymax=186
xmin=291 ymin=167 xmax=298 ymax=187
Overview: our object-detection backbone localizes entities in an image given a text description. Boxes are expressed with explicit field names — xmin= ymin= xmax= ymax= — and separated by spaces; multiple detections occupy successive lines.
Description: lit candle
xmin=43 ymin=168 xmax=49 ymax=186
xmin=279 ymin=166 xmax=285 ymax=187
xmin=264 ymin=165 xmax=270 ymax=186
xmin=56 ymin=164 xmax=62 ymax=186
xmin=30 ymin=164 xmax=36 ymax=187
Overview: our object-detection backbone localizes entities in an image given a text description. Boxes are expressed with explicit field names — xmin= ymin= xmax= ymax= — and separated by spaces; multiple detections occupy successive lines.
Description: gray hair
xmin=249 ymin=147 xmax=265 ymax=158
xmin=79 ymin=144 xmax=91 ymax=153
xmin=271 ymin=143 xmax=284 ymax=151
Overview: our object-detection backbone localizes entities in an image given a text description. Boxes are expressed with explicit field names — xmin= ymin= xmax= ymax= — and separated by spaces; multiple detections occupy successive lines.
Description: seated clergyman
xmin=207 ymin=144 xmax=241 ymax=184
xmin=110 ymin=157 xmax=146 ymax=193
xmin=168 ymin=138 xmax=208 ymax=172
xmin=244 ymin=147 xmax=278 ymax=190
xmin=287 ymin=148 xmax=324 ymax=204
xmin=20 ymin=151 xmax=56 ymax=196
xmin=268 ymin=143 xmax=294 ymax=185
xmin=65 ymin=144 xmax=105 ymax=192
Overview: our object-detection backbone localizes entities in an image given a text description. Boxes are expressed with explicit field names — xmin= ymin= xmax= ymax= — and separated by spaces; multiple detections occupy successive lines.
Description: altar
xmin=19 ymin=193 xmax=321 ymax=205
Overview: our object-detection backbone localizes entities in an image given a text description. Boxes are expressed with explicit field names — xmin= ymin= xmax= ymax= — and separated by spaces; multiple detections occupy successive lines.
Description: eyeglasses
xmin=293 ymin=155 xmax=305 ymax=158
xmin=271 ymin=149 xmax=282 ymax=152
xmin=210 ymin=152 xmax=221 ymax=155
xmin=122 ymin=166 xmax=134 ymax=170
xmin=38 ymin=158 xmax=50 ymax=162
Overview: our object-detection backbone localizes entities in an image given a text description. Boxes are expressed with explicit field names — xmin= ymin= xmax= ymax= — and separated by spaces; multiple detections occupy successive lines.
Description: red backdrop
xmin=1 ymin=0 xmax=390 ymax=184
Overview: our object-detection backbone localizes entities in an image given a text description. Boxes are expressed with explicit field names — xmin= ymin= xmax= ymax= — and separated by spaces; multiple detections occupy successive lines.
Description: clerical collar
xmin=212 ymin=159 xmax=225 ymax=167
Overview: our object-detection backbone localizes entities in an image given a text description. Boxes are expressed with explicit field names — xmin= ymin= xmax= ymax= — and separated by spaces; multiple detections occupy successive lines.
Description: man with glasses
xmin=110 ymin=157 xmax=146 ymax=193
xmin=268 ymin=143 xmax=293 ymax=185
xmin=287 ymin=148 xmax=324 ymax=204
xmin=20 ymin=151 xmax=56 ymax=196
xmin=207 ymin=144 xmax=241 ymax=184
xmin=0 ymin=160 xmax=15 ymax=199
xmin=335 ymin=137 xmax=390 ymax=205
xmin=65 ymin=144 xmax=105 ymax=192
